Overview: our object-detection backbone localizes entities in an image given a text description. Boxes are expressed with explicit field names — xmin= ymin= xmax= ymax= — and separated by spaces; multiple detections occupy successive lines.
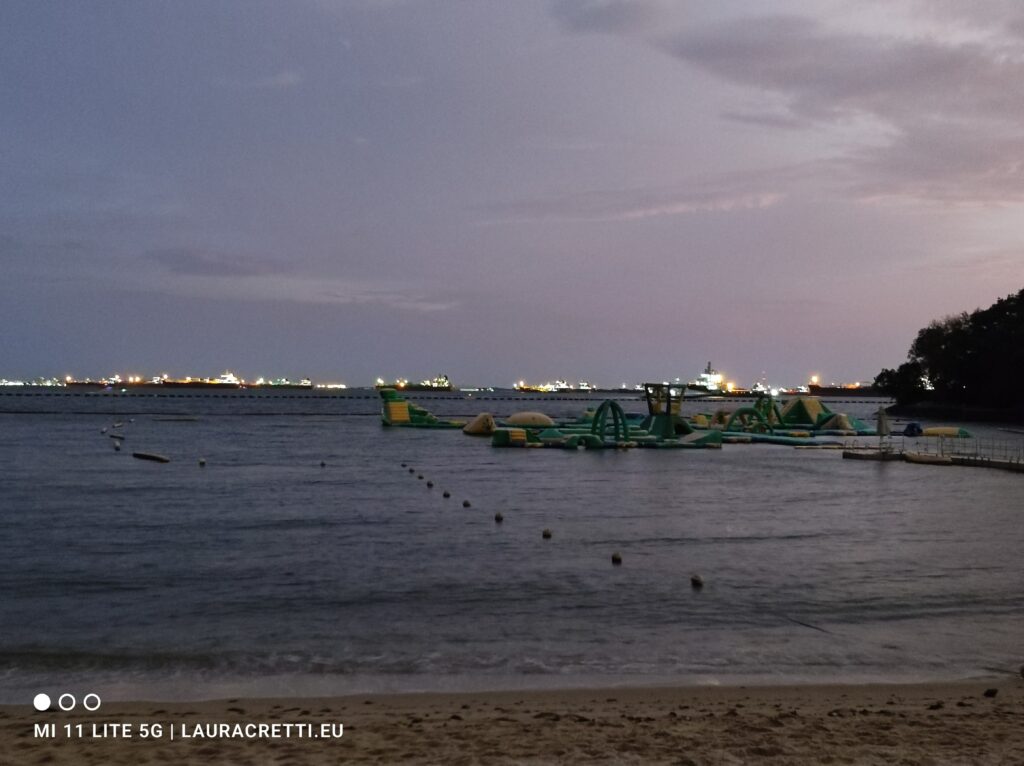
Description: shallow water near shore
xmin=1 ymin=391 xmax=1021 ymax=702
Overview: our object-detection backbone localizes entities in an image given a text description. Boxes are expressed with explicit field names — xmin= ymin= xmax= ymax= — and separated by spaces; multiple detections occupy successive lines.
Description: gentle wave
xmin=2 ymin=399 xmax=1021 ymax=701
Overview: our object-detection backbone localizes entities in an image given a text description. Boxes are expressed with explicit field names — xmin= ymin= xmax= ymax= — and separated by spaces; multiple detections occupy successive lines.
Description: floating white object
xmin=506 ymin=411 xmax=555 ymax=427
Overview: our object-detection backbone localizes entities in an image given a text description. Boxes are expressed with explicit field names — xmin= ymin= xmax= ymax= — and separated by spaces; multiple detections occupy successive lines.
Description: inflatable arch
xmin=590 ymin=399 xmax=631 ymax=443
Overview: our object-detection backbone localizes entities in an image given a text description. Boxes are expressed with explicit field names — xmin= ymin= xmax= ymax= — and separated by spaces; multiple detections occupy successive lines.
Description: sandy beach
xmin=3 ymin=679 xmax=1022 ymax=765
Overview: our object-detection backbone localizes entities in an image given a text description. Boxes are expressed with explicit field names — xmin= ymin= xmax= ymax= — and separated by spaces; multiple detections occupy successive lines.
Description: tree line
xmin=873 ymin=287 xmax=1024 ymax=408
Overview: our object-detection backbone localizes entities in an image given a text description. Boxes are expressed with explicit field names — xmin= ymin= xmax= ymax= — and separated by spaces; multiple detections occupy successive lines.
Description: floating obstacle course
xmin=491 ymin=384 xmax=722 ymax=449
xmin=380 ymin=381 xmax=984 ymax=462
xmin=690 ymin=394 xmax=877 ymax=445
xmin=379 ymin=388 xmax=466 ymax=428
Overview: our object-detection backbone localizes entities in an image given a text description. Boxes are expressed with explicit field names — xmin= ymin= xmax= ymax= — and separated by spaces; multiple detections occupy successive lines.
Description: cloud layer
xmin=480 ymin=182 xmax=783 ymax=224
xmin=550 ymin=2 xmax=1024 ymax=206
xmin=666 ymin=13 xmax=1024 ymax=203
xmin=2 ymin=1 xmax=1021 ymax=383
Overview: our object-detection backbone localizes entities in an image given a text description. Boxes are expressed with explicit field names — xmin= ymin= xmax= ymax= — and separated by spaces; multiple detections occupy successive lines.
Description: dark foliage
xmin=874 ymin=288 xmax=1024 ymax=407
xmin=873 ymin=361 xmax=927 ymax=405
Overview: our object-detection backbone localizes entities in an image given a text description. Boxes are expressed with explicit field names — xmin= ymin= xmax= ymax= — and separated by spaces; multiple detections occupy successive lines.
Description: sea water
xmin=1 ymin=391 xmax=1021 ymax=702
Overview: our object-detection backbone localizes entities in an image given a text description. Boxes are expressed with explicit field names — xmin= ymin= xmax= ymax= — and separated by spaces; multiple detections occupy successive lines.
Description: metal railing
xmin=842 ymin=435 xmax=1024 ymax=466
xmin=905 ymin=435 xmax=1024 ymax=464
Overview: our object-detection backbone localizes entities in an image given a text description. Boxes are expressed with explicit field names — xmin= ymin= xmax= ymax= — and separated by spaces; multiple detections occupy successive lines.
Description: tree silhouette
xmin=874 ymin=288 xmax=1024 ymax=408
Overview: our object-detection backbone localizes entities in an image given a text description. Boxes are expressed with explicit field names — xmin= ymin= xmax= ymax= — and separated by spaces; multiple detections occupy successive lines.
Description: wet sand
xmin=3 ymin=679 xmax=1022 ymax=764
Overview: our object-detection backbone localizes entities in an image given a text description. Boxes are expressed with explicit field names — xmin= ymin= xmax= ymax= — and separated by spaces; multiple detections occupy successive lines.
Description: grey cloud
xmin=1 ymin=235 xmax=101 ymax=267
xmin=146 ymin=248 xmax=287 ymax=277
xmin=141 ymin=252 xmax=458 ymax=312
xmin=213 ymin=69 xmax=304 ymax=89
xmin=552 ymin=4 xmax=1024 ymax=204
xmin=318 ymin=288 xmax=456 ymax=312
xmin=667 ymin=16 xmax=1024 ymax=125
xmin=932 ymin=249 xmax=1024 ymax=275
xmin=850 ymin=126 xmax=1024 ymax=204
xmin=901 ymin=1 xmax=1024 ymax=37
xmin=478 ymin=179 xmax=783 ymax=224
xmin=719 ymin=109 xmax=810 ymax=130
xmin=550 ymin=0 xmax=666 ymax=35
xmin=658 ymin=14 xmax=1024 ymax=204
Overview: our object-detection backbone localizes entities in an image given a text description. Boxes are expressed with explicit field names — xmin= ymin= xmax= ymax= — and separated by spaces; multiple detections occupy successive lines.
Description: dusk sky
xmin=3 ymin=1 xmax=1023 ymax=387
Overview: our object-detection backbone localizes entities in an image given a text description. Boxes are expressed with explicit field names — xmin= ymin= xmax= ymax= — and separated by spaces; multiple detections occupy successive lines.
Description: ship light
xmin=726 ymin=381 xmax=735 ymax=392
xmin=810 ymin=374 xmax=819 ymax=385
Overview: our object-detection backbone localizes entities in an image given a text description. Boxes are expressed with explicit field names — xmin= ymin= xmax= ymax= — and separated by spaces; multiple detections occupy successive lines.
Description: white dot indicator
xmin=83 ymin=693 xmax=101 ymax=711
xmin=58 ymin=694 xmax=76 ymax=711
xmin=33 ymin=694 xmax=51 ymax=711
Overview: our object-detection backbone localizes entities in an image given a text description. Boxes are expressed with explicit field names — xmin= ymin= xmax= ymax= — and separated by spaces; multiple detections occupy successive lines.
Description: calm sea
xmin=1 ymin=389 xmax=1021 ymax=702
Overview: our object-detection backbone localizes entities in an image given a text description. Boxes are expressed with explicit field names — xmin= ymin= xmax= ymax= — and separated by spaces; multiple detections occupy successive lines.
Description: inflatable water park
xmin=379 ymin=384 xmax=976 ymax=450
xmin=481 ymin=385 xmax=724 ymax=449
xmin=379 ymin=387 xmax=466 ymax=428
xmin=372 ymin=386 xmax=1024 ymax=475
xmin=691 ymin=392 xmax=877 ymax=445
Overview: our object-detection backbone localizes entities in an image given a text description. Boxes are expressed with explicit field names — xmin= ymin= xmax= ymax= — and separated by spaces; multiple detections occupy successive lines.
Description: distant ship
xmin=65 ymin=371 xmax=315 ymax=390
xmin=512 ymin=380 xmax=599 ymax=393
xmin=375 ymin=375 xmax=454 ymax=392
xmin=686 ymin=362 xmax=725 ymax=395
xmin=162 ymin=371 xmax=243 ymax=389
xmin=249 ymin=377 xmax=314 ymax=390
